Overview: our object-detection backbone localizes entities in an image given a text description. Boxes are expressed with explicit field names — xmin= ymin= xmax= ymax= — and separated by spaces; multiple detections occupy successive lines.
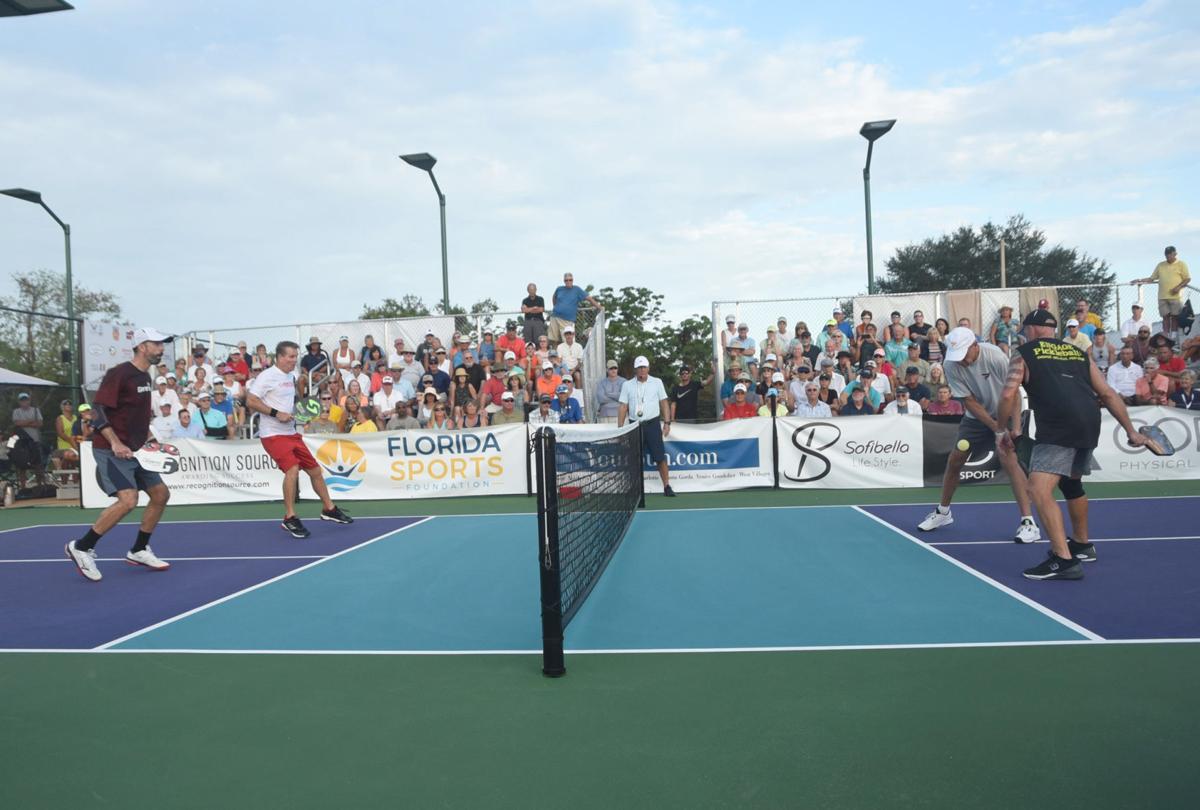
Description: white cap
xmin=725 ymin=314 xmax=736 ymax=323
xmin=733 ymin=383 xmax=747 ymax=393
xmin=382 ymin=375 xmax=394 ymax=384
xmin=1066 ymin=318 xmax=1080 ymax=327
xmin=771 ymin=372 xmax=785 ymax=383
xmin=563 ymin=325 xmax=574 ymax=334
xmin=197 ymin=392 xmax=211 ymax=400
xmin=765 ymin=353 xmax=777 ymax=362
xmin=352 ymin=359 xmax=362 ymax=367
xmin=155 ymin=375 xmax=167 ymax=384
xmin=133 ymin=327 xmax=172 ymax=345
xmin=542 ymin=360 xmax=554 ymax=370
xmin=633 ymin=356 xmax=650 ymax=369
xmin=501 ymin=391 xmax=514 ymax=401
xmin=805 ymin=380 xmax=819 ymax=390
xmin=504 ymin=350 xmax=516 ymax=360
xmin=340 ymin=335 xmax=350 ymax=341
xmin=166 ymin=372 xmax=177 ymax=379
xmin=944 ymin=327 xmax=978 ymax=362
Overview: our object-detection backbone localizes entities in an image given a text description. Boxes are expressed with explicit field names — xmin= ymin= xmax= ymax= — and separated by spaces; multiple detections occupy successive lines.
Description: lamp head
xmin=0 ymin=188 xmax=43 ymax=204
xmin=859 ymin=119 xmax=897 ymax=143
xmin=399 ymin=153 xmax=438 ymax=172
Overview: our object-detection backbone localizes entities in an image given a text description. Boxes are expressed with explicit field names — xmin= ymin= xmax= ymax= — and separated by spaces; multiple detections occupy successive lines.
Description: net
xmin=534 ymin=423 xmax=645 ymax=676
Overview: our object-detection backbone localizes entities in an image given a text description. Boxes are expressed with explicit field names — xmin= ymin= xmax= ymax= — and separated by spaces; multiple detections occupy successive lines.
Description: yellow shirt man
xmin=1149 ymin=258 xmax=1190 ymax=302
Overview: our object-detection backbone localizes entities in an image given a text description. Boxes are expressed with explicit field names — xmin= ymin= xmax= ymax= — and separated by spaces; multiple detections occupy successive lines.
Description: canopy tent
xmin=0 ymin=367 xmax=60 ymax=387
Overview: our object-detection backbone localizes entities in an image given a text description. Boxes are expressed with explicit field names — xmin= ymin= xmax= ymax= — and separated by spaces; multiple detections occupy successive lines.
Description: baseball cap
xmin=78 ymin=403 xmax=92 ymax=413
xmin=796 ymin=365 xmax=811 ymax=373
xmin=896 ymin=386 xmax=910 ymax=395
xmin=506 ymin=320 xmax=517 ymax=329
xmin=159 ymin=401 xmax=172 ymax=408
xmin=504 ymin=350 xmax=517 ymax=360
xmin=737 ymin=322 xmax=748 ymax=330
xmin=133 ymin=327 xmax=173 ymax=345
xmin=542 ymin=360 xmax=554 ymax=370
xmin=382 ymin=375 xmax=394 ymax=384
xmin=501 ymin=391 xmax=514 ymax=401
xmin=866 ymin=360 xmax=877 ymax=368
xmin=197 ymin=392 xmax=211 ymax=400
xmin=402 ymin=348 xmax=415 ymax=355
xmin=351 ymin=359 xmax=362 ymax=367
xmin=539 ymin=394 xmax=552 ymax=403
xmin=483 ymin=328 xmax=494 ymax=336
xmin=606 ymin=359 xmax=618 ymax=369
xmin=680 ymin=364 xmax=692 ymax=373
xmin=905 ymin=366 xmax=920 ymax=375
xmin=633 ymin=356 xmax=649 ymax=368
xmin=873 ymin=348 xmax=885 ymax=357
xmin=725 ymin=315 xmax=736 ymax=324
xmin=859 ymin=369 xmax=872 ymax=378
xmin=340 ymin=335 xmax=349 ymax=341
xmin=765 ymin=353 xmax=777 ymax=362
xmin=733 ymin=383 xmax=747 ymax=393
xmin=1066 ymin=318 xmax=1080 ymax=327
xmin=833 ymin=307 xmax=843 ymax=314
xmin=166 ymin=372 xmax=177 ymax=379
xmin=155 ymin=375 xmax=167 ymax=384
xmin=435 ymin=347 xmax=447 ymax=354
xmin=767 ymin=325 xmax=777 ymax=333
xmin=555 ymin=384 xmax=569 ymax=394
xmin=908 ymin=343 xmax=920 ymax=350
xmin=17 ymin=392 xmax=30 ymax=399
xmin=825 ymin=319 xmax=838 ymax=326
xmin=1132 ymin=303 xmax=1144 ymax=310
xmin=562 ymin=325 xmax=574 ymax=334
xmin=944 ymin=327 xmax=978 ymax=362
xmin=1022 ymin=309 xmax=1058 ymax=328
xmin=771 ymin=372 xmax=785 ymax=383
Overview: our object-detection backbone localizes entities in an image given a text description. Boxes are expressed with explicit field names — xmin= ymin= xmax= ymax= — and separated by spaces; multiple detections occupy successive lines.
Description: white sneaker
xmin=126 ymin=547 xmax=170 ymax=571
xmin=917 ymin=508 xmax=953 ymax=532
xmin=65 ymin=541 xmax=102 ymax=582
xmin=1014 ymin=520 xmax=1041 ymax=544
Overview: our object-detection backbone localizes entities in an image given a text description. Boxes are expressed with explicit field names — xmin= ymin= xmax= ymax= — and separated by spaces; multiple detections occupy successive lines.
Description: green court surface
xmin=2 ymin=480 xmax=1198 ymax=809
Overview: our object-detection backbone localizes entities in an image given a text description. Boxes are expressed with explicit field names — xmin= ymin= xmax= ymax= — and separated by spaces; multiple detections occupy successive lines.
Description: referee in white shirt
xmin=617 ymin=355 xmax=675 ymax=496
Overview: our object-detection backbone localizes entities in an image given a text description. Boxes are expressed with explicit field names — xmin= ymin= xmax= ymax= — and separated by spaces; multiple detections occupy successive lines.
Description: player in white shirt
xmin=245 ymin=340 xmax=353 ymax=538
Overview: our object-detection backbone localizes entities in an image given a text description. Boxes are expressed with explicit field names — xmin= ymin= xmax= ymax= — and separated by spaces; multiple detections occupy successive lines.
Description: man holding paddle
xmin=997 ymin=309 xmax=1148 ymax=581
xmin=246 ymin=340 xmax=353 ymax=538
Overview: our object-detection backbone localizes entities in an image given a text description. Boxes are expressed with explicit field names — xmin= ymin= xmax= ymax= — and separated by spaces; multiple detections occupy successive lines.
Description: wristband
xmin=270 ymin=408 xmax=279 ymax=418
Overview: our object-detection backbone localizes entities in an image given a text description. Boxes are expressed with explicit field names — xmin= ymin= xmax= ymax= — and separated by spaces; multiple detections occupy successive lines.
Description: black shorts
xmin=957 ymin=417 xmax=996 ymax=451
xmin=639 ymin=417 xmax=667 ymax=464
xmin=93 ymin=448 xmax=164 ymax=496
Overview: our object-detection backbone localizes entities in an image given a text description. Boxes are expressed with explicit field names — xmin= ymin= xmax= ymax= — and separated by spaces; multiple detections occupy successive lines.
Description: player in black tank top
xmin=998 ymin=310 xmax=1147 ymax=581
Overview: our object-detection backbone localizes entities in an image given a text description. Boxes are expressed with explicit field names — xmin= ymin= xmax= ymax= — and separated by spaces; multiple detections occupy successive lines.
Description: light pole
xmin=399 ymin=152 xmax=449 ymax=314
xmin=1 ymin=187 xmax=77 ymax=399
xmin=859 ymin=119 xmax=896 ymax=295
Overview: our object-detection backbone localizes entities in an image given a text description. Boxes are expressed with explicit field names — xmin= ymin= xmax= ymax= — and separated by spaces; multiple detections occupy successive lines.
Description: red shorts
xmin=261 ymin=433 xmax=319 ymax=472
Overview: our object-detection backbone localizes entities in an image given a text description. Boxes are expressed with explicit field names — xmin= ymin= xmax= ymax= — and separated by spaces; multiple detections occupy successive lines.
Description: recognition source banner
xmin=776 ymin=414 xmax=924 ymax=489
xmin=81 ymin=425 xmax=530 ymax=508
xmin=642 ymin=418 xmax=774 ymax=493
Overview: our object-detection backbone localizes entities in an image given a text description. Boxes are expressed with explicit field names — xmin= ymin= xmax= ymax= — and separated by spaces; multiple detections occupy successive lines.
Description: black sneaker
xmin=321 ymin=506 xmax=354 ymax=524
xmin=1022 ymin=552 xmax=1083 ymax=581
xmin=1068 ymin=538 xmax=1097 ymax=563
xmin=282 ymin=516 xmax=310 ymax=539
xmin=663 ymin=485 xmax=676 ymax=497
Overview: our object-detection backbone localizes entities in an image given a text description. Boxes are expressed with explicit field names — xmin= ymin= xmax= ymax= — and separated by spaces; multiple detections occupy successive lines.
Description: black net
xmin=535 ymin=423 xmax=644 ymax=676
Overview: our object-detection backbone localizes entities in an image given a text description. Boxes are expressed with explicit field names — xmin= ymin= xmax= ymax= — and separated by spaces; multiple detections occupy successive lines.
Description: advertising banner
xmin=921 ymin=415 xmax=1011 ymax=487
xmin=82 ymin=320 xmax=177 ymax=390
xmin=776 ymin=414 xmax=925 ymax=489
xmin=642 ymin=418 xmax=774 ymax=493
xmin=81 ymin=424 xmax=530 ymax=508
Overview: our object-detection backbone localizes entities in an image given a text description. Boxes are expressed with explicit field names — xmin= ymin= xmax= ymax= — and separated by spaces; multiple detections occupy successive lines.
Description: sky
xmin=1 ymin=0 xmax=1197 ymax=336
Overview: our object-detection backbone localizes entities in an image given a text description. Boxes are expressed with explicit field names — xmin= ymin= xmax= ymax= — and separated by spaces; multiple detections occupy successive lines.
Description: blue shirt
xmin=552 ymin=285 xmax=588 ymax=321
xmin=836 ymin=320 xmax=853 ymax=341
xmin=175 ymin=418 xmax=206 ymax=439
xmin=842 ymin=381 xmax=882 ymax=410
xmin=885 ymin=339 xmax=913 ymax=368
xmin=427 ymin=370 xmax=450 ymax=395
xmin=550 ymin=396 xmax=583 ymax=423
xmin=477 ymin=342 xmax=496 ymax=363
xmin=212 ymin=397 xmax=234 ymax=417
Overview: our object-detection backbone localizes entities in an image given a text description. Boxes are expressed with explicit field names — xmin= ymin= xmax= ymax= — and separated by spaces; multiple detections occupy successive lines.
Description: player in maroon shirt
xmin=65 ymin=327 xmax=174 ymax=582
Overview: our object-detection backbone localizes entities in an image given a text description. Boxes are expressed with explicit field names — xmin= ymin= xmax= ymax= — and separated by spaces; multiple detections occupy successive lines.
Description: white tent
xmin=0 ymin=367 xmax=60 ymax=387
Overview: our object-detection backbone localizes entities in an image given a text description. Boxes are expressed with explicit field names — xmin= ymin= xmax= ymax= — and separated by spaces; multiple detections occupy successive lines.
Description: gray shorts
xmin=1159 ymin=299 xmax=1183 ymax=317
xmin=1029 ymin=443 xmax=1094 ymax=478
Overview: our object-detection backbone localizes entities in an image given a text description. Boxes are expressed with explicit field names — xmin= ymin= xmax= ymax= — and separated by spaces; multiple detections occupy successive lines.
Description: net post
xmin=771 ymin=403 xmax=780 ymax=489
xmin=636 ymin=421 xmax=646 ymax=509
xmin=535 ymin=428 xmax=566 ymax=677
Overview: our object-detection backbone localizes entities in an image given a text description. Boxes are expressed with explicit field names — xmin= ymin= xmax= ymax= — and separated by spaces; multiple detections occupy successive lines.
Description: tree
xmin=359 ymin=294 xmax=430 ymax=320
xmin=0 ymin=268 xmax=122 ymax=383
xmin=879 ymin=215 xmax=1117 ymax=321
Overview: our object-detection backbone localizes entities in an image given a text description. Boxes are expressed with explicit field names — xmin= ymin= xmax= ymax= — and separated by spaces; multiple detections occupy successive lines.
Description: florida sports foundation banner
xmin=81 ymin=425 xmax=529 ymax=508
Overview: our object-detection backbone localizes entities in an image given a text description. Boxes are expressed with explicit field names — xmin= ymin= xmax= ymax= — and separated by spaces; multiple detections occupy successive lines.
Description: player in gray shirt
xmin=918 ymin=327 xmax=1039 ymax=543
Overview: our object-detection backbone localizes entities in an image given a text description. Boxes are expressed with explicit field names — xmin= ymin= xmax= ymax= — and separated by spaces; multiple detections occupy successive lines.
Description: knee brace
xmin=1058 ymin=477 xmax=1085 ymax=501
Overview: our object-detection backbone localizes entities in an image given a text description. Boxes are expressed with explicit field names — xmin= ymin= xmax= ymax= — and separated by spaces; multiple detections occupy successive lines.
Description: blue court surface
xmin=4 ymin=496 xmax=1196 ymax=654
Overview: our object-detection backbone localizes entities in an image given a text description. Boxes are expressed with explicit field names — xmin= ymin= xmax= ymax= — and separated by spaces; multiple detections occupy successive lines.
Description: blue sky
xmin=1 ymin=0 xmax=1196 ymax=334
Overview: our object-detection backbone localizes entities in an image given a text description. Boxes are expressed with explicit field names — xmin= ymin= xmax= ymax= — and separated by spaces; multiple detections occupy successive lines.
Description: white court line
xmin=932 ymin=535 xmax=1200 ymax=547
xmin=2 ymin=493 xmax=1196 ymax=531
xmin=94 ymin=516 xmax=436 ymax=650
xmin=2 ymin=637 xmax=1198 ymax=655
xmin=0 ymin=555 xmax=326 ymax=564
xmin=851 ymin=505 xmax=1105 ymax=642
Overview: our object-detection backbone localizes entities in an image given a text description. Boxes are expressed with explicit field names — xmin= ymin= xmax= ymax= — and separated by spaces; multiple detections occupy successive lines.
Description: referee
xmin=997 ymin=309 xmax=1147 ymax=581
xmin=66 ymin=327 xmax=174 ymax=582
xmin=617 ymin=355 xmax=675 ymax=497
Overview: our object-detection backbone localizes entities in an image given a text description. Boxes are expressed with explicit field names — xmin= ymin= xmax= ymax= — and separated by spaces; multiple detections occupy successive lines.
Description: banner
xmin=1090 ymin=406 xmax=1200 ymax=481
xmin=81 ymin=424 xmax=529 ymax=507
xmin=643 ymin=419 xmax=774 ymax=493
xmin=921 ymin=415 xmax=1011 ymax=487
xmin=776 ymin=414 xmax=925 ymax=489
xmin=83 ymin=320 xmax=177 ymax=390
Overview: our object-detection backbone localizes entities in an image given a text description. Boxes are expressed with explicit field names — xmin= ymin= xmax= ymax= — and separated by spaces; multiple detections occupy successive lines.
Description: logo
xmin=135 ymin=441 xmax=181 ymax=474
xmin=642 ymin=439 xmax=759 ymax=472
xmin=784 ymin=422 xmax=841 ymax=483
xmin=316 ymin=439 xmax=368 ymax=491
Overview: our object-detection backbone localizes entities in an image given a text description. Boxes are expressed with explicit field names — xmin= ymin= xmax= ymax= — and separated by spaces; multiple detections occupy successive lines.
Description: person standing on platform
xmin=1134 ymin=246 xmax=1191 ymax=341
xmin=617 ymin=355 xmax=674 ymax=497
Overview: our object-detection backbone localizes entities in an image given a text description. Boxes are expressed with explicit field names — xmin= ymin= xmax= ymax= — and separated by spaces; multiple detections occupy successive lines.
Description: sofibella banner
xmin=80 ymin=407 xmax=1197 ymax=507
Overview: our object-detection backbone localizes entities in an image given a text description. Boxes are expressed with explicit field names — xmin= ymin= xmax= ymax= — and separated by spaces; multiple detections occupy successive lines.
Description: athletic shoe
xmin=1022 ymin=553 xmax=1083 ymax=581
xmin=1068 ymin=538 xmax=1097 ymax=563
xmin=282 ymin=516 xmax=310 ymax=539
xmin=125 ymin=547 xmax=170 ymax=571
xmin=917 ymin=508 xmax=953 ymax=532
xmin=65 ymin=541 xmax=102 ymax=582
xmin=320 ymin=506 xmax=354 ymax=524
xmin=1014 ymin=519 xmax=1041 ymax=544
xmin=663 ymin=486 xmax=677 ymax=497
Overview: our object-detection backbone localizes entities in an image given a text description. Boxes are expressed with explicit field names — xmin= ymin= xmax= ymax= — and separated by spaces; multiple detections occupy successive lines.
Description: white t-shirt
xmin=883 ymin=400 xmax=922 ymax=416
xmin=247 ymin=365 xmax=298 ymax=438
xmin=150 ymin=415 xmax=175 ymax=441
xmin=870 ymin=374 xmax=892 ymax=398
xmin=1121 ymin=317 xmax=1150 ymax=340
xmin=557 ymin=341 xmax=585 ymax=371
xmin=152 ymin=388 xmax=181 ymax=413
xmin=373 ymin=388 xmax=406 ymax=415
xmin=618 ymin=374 xmax=669 ymax=422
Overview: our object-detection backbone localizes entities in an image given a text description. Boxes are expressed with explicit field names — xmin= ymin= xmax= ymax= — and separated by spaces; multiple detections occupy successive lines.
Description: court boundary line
xmin=93 ymin=516 xmax=436 ymax=651
xmin=932 ymin=535 xmax=1200 ymax=547
xmin=0 ymin=555 xmax=327 ymax=563
xmin=3 ymin=637 xmax=1198 ymax=655
xmin=1 ymin=493 xmax=1196 ymax=532
xmin=851 ymin=506 xmax=1105 ymax=642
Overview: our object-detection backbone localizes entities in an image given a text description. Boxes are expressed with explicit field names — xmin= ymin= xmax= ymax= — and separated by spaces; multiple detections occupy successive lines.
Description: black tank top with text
xmin=1016 ymin=338 xmax=1100 ymax=448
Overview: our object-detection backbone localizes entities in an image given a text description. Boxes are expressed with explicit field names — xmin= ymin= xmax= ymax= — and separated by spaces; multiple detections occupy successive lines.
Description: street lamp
xmin=1 ymin=187 xmax=77 ymax=398
xmin=399 ymin=152 xmax=449 ymax=314
xmin=859 ymin=119 xmax=896 ymax=296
